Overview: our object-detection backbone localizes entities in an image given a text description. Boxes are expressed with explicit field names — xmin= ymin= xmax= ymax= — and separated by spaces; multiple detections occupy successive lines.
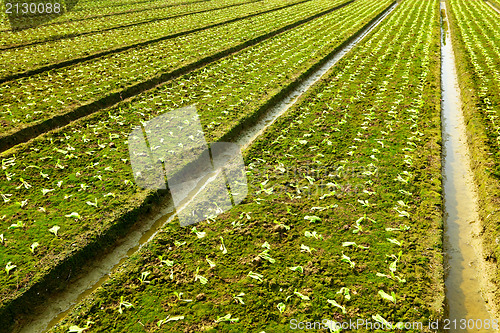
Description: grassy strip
xmin=0 ymin=0 xmax=394 ymax=328
xmin=0 ymin=0 xmax=352 ymax=152
xmin=446 ymin=0 xmax=500 ymax=309
xmin=47 ymin=0 xmax=444 ymax=331
xmin=0 ymin=0 xmax=308 ymax=80
xmin=0 ymin=0 xmax=259 ymax=50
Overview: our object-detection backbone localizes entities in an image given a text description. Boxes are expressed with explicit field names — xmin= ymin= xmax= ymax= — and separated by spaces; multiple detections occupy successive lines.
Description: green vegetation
xmin=0 ymin=0 xmax=350 ymax=137
xmin=47 ymin=0 xmax=445 ymax=331
xmin=0 ymin=0 xmax=394 ymax=327
xmin=2 ymin=0 xmax=499 ymax=330
xmin=0 ymin=0 xmax=258 ymax=47
xmin=0 ymin=0 xmax=309 ymax=75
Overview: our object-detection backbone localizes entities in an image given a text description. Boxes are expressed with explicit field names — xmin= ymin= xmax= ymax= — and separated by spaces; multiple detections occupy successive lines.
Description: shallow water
xmin=441 ymin=2 xmax=497 ymax=331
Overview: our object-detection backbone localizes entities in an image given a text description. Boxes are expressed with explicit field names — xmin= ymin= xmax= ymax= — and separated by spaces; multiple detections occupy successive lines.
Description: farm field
xmin=0 ymin=0 xmax=261 ymax=47
xmin=0 ymin=0 xmax=354 ymax=149
xmin=0 ymin=0 xmax=499 ymax=332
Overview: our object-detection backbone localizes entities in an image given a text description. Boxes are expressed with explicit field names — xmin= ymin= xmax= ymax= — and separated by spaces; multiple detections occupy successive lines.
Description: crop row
xmin=0 ymin=0 xmax=254 ymax=49
xmin=447 ymin=0 xmax=500 ymax=306
xmin=0 ymin=0 xmax=306 ymax=77
xmin=48 ymin=0 xmax=443 ymax=331
xmin=0 ymin=0 xmax=348 ymax=143
xmin=0 ymin=0 xmax=197 ymax=30
xmin=0 ymin=0 xmax=393 ymax=325
xmin=448 ymin=0 xmax=500 ymax=145
xmin=68 ymin=0 xmax=201 ymax=13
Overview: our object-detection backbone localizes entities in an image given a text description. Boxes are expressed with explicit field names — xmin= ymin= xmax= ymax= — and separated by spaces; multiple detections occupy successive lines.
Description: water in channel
xmin=16 ymin=3 xmax=399 ymax=333
xmin=441 ymin=2 xmax=498 ymax=331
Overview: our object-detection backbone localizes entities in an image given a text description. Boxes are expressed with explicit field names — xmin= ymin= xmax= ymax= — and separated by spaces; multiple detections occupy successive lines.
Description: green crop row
xmin=447 ymin=0 xmax=500 ymax=308
xmin=0 ymin=0 xmax=187 ymax=30
xmin=0 ymin=0 xmax=348 ymax=141
xmin=0 ymin=0 xmax=393 ymax=323
xmin=0 ymin=0 xmax=305 ymax=77
xmin=0 ymin=0 xmax=254 ymax=49
xmin=47 ymin=0 xmax=444 ymax=331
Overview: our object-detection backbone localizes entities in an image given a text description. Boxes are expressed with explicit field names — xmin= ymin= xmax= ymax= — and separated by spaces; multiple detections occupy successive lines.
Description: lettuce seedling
xmin=5 ymin=262 xmax=16 ymax=275
xmin=17 ymin=199 xmax=28 ymax=208
xmin=387 ymin=238 xmax=403 ymax=247
xmin=173 ymin=291 xmax=192 ymax=302
xmin=206 ymin=256 xmax=216 ymax=268
xmin=216 ymin=314 xmax=239 ymax=323
xmin=30 ymin=242 xmax=39 ymax=254
xmin=157 ymin=315 xmax=184 ymax=327
xmin=304 ymin=215 xmax=321 ymax=223
xmin=305 ymin=231 xmax=323 ymax=240
xmin=378 ymin=290 xmax=396 ymax=303
xmin=310 ymin=204 xmax=337 ymax=211
xmin=191 ymin=227 xmax=206 ymax=239
xmin=289 ymin=266 xmax=303 ymax=273
xmin=300 ymin=244 xmax=316 ymax=253
xmin=247 ymin=271 xmax=264 ymax=282
xmin=293 ymin=290 xmax=310 ymax=301
xmin=372 ymin=314 xmax=391 ymax=327
xmin=86 ymin=198 xmax=98 ymax=207
xmin=48 ymin=225 xmax=60 ymax=237
xmin=1 ymin=193 xmax=12 ymax=203
xmin=336 ymin=287 xmax=351 ymax=300
xmin=327 ymin=299 xmax=346 ymax=314
xmin=117 ymin=296 xmax=134 ymax=314
xmin=17 ymin=178 xmax=32 ymax=189
xmin=8 ymin=221 xmax=24 ymax=229
xmin=233 ymin=293 xmax=245 ymax=305
xmin=219 ymin=237 xmax=228 ymax=254
xmin=138 ymin=271 xmax=151 ymax=284
xmin=158 ymin=256 xmax=174 ymax=267
xmin=194 ymin=267 xmax=208 ymax=285
xmin=385 ymin=225 xmax=410 ymax=232
xmin=341 ymin=253 xmax=355 ymax=268
xmin=41 ymin=189 xmax=54 ymax=196
xmin=65 ymin=212 xmax=81 ymax=219
xmin=258 ymin=250 xmax=275 ymax=264
xmin=342 ymin=242 xmax=369 ymax=249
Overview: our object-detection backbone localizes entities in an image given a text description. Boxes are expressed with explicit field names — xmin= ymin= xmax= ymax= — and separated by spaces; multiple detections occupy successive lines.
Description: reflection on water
xmin=441 ymin=2 xmax=497 ymax=331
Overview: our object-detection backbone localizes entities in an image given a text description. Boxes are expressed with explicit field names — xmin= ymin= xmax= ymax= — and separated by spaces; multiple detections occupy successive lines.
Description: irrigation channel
xmin=441 ymin=2 xmax=498 ymax=331
xmin=15 ymin=4 xmax=402 ymax=333
xmin=486 ymin=1 xmax=500 ymax=14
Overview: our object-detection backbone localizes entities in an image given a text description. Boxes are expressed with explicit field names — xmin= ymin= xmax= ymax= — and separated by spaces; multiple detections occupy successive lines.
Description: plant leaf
xmin=327 ymin=299 xmax=346 ymax=314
